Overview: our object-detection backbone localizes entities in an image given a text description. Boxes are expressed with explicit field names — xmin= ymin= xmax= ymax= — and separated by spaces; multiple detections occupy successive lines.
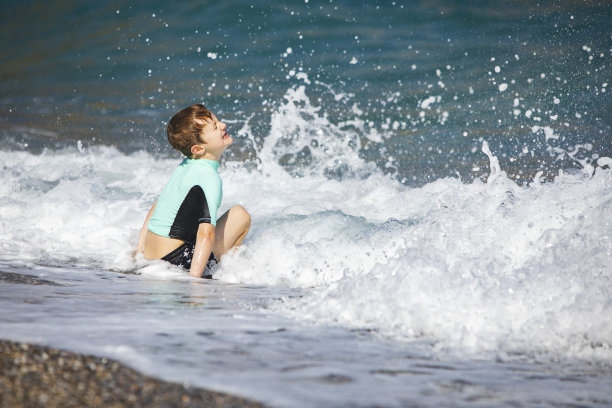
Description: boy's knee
xmin=231 ymin=205 xmax=251 ymax=225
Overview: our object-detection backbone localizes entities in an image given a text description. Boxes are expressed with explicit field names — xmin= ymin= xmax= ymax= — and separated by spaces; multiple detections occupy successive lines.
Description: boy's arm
xmin=134 ymin=201 xmax=156 ymax=256
xmin=190 ymin=223 xmax=215 ymax=278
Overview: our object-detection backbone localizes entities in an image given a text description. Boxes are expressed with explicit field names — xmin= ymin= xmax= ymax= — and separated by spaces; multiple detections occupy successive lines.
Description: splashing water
xmin=218 ymin=88 xmax=612 ymax=363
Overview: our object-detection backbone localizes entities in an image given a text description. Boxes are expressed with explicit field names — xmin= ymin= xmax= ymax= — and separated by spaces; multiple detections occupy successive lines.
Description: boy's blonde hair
xmin=167 ymin=104 xmax=214 ymax=157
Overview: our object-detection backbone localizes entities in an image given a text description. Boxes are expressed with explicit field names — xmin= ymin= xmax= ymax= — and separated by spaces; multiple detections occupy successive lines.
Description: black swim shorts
xmin=161 ymin=242 xmax=217 ymax=279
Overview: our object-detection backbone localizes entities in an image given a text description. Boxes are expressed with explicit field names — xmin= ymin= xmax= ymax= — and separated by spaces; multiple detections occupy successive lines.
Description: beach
xmin=0 ymin=339 xmax=265 ymax=408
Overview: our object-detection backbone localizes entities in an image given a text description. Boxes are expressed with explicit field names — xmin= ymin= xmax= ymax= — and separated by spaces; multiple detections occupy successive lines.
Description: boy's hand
xmin=135 ymin=202 xmax=156 ymax=259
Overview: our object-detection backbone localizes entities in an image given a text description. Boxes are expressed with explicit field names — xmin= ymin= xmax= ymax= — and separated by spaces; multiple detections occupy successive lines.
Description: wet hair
xmin=166 ymin=104 xmax=214 ymax=157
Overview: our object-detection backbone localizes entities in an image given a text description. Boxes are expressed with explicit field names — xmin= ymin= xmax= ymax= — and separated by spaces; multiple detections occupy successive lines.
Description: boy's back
xmin=148 ymin=158 xmax=223 ymax=243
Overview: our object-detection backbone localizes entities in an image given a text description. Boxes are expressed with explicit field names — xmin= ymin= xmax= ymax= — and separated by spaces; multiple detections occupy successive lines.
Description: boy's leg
xmin=213 ymin=205 xmax=251 ymax=260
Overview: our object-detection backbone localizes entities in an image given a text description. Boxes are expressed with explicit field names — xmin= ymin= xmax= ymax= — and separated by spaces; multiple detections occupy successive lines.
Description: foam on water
xmin=1 ymin=84 xmax=611 ymax=369
xmin=223 ymin=86 xmax=612 ymax=363
xmin=219 ymin=159 xmax=612 ymax=362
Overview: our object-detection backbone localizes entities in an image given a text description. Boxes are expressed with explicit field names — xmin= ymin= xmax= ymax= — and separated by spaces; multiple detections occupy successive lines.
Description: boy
xmin=135 ymin=104 xmax=250 ymax=278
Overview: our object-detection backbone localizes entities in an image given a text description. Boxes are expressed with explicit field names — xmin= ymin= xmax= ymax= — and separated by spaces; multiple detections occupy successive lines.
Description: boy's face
xmin=197 ymin=113 xmax=233 ymax=156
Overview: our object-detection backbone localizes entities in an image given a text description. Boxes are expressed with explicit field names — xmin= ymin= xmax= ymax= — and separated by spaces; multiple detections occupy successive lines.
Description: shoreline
xmin=0 ymin=339 xmax=266 ymax=408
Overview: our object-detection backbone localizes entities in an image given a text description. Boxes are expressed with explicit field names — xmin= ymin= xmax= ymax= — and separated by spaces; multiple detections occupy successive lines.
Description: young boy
xmin=135 ymin=104 xmax=251 ymax=278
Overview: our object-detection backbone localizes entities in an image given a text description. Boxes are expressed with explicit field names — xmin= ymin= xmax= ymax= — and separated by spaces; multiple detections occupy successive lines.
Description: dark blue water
xmin=1 ymin=0 xmax=610 ymax=185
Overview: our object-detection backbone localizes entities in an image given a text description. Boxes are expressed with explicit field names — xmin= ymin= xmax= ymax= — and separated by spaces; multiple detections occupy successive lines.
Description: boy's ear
xmin=191 ymin=144 xmax=206 ymax=156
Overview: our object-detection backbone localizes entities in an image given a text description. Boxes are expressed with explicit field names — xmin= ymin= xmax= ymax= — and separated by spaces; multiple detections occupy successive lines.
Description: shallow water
xmin=1 ymin=0 xmax=611 ymax=406
xmin=2 ymin=264 xmax=611 ymax=407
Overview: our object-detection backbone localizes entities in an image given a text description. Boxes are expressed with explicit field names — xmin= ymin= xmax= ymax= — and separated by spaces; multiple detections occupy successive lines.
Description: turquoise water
xmin=1 ymin=1 xmax=611 ymax=407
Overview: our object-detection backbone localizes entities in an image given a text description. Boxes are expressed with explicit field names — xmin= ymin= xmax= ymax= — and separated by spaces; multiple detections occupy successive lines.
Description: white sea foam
xmin=221 ymin=88 xmax=612 ymax=362
xmin=219 ymin=156 xmax=612 ymax=362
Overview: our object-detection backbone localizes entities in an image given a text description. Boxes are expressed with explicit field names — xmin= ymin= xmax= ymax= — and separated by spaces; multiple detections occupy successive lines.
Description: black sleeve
xmin=169 ymin=186 xmax=211 ymax=244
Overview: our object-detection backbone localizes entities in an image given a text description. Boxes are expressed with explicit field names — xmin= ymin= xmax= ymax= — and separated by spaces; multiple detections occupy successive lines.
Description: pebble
xmin=0 ymin=340 xmax=266 ymax=407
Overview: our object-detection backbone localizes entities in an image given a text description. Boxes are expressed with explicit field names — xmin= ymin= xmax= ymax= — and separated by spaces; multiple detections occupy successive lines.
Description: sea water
xmin=1 ymin=1 xmax=611 ymax=407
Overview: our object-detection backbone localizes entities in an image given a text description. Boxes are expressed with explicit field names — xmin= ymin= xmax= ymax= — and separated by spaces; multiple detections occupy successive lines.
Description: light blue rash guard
xmin=148 ymin=158 xmax=222 ymax=243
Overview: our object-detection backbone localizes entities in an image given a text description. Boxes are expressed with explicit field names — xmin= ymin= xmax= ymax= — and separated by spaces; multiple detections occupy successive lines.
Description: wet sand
xmin=0 ymin=339 xmax=266 ymax=408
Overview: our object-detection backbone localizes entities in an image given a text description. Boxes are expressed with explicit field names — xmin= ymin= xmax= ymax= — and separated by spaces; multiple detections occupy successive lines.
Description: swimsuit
xmin=148 ymin=158 xmax=222 ymax=274
xmin=161 ymin=242 xmax=217 ymax=278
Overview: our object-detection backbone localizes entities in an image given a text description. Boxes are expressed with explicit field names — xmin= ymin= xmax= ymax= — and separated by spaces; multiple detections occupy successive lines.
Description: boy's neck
xmin=189 ymin=152 xmax=221 ymax=162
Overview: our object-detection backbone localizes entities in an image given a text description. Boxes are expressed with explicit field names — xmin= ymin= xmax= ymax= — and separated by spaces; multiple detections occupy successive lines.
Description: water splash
xmin=218 ymin=142 xmax=612 ymax=363
xmin=255 ymin=84 xmax=375 ymax=180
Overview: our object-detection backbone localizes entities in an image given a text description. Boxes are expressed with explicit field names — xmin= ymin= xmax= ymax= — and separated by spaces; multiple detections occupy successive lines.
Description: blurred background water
xmin=2 ymin=0 xmax=609 ymax=185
